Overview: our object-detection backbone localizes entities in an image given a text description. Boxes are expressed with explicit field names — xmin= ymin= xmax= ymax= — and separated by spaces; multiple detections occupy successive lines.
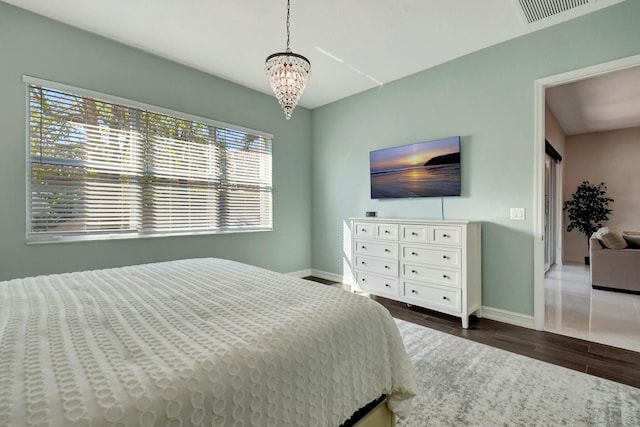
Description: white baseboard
xmin=286 ymin=269 xmax=312 ymax=278
xmin=481 ymin=306 xmax=535 ymax=329
xmin=289 ymin=270 xmax=534 ymax=329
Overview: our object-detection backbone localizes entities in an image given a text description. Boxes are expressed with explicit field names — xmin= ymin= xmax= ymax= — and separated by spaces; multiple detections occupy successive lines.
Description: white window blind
xmin=26 ymin=79 xmax=272 ymax=243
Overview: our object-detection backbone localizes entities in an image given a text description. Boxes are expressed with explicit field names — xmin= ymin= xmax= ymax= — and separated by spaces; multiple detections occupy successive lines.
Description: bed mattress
xmin=0 ymin=258 xmax=416 ymax=427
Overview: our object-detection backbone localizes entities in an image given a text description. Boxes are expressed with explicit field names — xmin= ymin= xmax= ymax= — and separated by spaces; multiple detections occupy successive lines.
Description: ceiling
xmin=4 ymin=0 xmax=627 ymax=110
xmin=546 ymin=65 xmax=640 ymax=135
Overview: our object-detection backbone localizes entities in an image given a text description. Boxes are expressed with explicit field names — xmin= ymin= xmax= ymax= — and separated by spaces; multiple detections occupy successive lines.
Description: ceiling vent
xmin=515 ymin=0 xmax=590 ymax=24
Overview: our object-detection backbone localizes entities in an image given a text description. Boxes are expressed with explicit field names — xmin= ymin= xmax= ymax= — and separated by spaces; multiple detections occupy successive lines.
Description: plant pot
xmin=585 ymin=256 xmax=590 ymax=266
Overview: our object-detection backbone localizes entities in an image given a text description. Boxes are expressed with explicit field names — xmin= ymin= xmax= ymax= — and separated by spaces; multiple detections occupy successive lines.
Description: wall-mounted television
xmin=370 ymin=136 xmax=461 ymax=199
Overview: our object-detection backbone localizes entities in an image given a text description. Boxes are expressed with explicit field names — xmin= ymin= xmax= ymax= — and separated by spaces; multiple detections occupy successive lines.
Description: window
xmin=25 ymin=77 xmax=272 ymax=243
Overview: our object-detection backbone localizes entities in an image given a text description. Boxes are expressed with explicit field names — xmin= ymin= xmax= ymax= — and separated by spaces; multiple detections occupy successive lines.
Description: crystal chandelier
xmin=265 ymin=0 xmax=311 ymax=120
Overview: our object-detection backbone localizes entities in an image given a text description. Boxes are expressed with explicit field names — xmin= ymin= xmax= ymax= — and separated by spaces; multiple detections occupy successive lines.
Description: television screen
xmin=370 ymin=136 xmax=461 ymax=199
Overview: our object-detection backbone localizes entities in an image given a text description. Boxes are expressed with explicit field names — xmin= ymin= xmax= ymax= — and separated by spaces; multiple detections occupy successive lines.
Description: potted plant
xmin=563 ymin=181 xmax=614 ymax=265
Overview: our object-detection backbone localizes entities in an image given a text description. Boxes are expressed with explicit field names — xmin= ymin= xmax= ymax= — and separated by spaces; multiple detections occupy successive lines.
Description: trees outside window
xmin=27 ymin=81 xmax=272 ymax=242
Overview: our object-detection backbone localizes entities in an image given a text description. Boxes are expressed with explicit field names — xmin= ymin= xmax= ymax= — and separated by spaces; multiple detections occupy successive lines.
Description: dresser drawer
xmin=355 ymin=239 xmax=397 ymax=259
xmin=401 ymin=245 xmax=461 ymax=268
xmin=430 ymin=226 xmax=461 ymax=246
xmin=401 ymin=263 xmax=460 ymax=287
xmin=355 ymin=255 xmax=398 ymax=277
xmin=375 ymin=223 xmax=399 ymax=240
xmin=400 ymin=224 xmax=429 ymax=242
xmin=403 ymin=281 xmax=461 ymax=312
xmin=356 ymin=272 xmax=399 ymax=297
xmin=354 ymin=222 xmax=375 ymax=238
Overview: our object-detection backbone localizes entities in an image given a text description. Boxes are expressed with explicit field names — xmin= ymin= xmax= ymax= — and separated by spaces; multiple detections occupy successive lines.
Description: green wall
xmin=310 ymin=1 xmax=640 ymax=315
xmin=0 ymin=2 xmax=312 ymax=280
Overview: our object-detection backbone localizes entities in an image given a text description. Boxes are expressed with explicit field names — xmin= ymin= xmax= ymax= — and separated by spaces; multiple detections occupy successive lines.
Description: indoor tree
xmin=563 ymin=181 xmax=613 ymax=264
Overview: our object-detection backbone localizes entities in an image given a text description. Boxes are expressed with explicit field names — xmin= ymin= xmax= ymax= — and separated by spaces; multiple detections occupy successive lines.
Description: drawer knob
xmin=411 ymin=252 xmax=418 ymax=256
xmin=384 ymin=265 xmax=390 ymax=269
xmin=443 ymin=274 xmax=449 ymax=279
xmin=361 ymin=245 xmax=366 ymax=249
xmin=443 ymin=234 xmax=450 ymax=238
xmin=361 ymin=228 xmax=366 ymax=232
xmin=411 ymin=289 xmax=418 ymax=294
xmin=361 ymin=278 xmax=366 ymax=282
xmin=361 ymin=261 xmax=366 ymax=265
xmin=385 ymin=249 xmax=391 ymax=253
xmin=384 ymin=230 xmax=390 ymax=234
xmin=411 ymin=232 xmax=418 ymax=236
xmin=442 ymin=255 xmax=449 ymax=259
xmin=385 ymin=284 xmax=391 ymax=288
xmin=442 ymin=296 xmax=449 ymax=301
xmin=411 ymin=270 xmax=418 ymax=274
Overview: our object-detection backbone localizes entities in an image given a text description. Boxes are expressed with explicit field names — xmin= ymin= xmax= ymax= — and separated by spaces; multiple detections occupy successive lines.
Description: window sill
xmin=26 ymin=226 xmax=273 ymax=245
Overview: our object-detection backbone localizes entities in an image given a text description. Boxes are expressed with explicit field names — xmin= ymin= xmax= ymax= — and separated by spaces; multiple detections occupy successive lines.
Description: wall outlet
xmin=510 ymin=208 xmax=525 ymax=220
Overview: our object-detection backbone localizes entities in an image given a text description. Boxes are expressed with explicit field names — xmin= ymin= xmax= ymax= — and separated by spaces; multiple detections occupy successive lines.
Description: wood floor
xmin=304 ymin=277 xmax=640 ymax=389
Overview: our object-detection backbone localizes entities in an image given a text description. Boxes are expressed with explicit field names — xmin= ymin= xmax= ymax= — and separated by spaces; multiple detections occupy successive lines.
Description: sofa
xmin=589 ymin=229 xmax=640 ymax=294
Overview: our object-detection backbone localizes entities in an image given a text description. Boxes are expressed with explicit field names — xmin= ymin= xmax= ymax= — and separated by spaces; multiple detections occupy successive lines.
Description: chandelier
xmin=265 ymin=0 xmax=311 ymax=120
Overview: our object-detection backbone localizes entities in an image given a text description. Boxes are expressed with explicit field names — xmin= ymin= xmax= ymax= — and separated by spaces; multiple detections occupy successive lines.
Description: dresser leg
xmin=462 ymin=317 xmax=469 ymax=329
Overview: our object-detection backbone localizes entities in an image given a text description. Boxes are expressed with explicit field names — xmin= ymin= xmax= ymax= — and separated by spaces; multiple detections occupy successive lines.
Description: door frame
xmin=533 ymin=54 xmax=640 ymax=330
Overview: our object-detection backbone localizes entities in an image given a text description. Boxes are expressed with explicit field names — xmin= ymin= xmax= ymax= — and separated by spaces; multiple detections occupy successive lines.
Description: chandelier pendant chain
xmin=286 ymin=0 xmax=291 ymax=52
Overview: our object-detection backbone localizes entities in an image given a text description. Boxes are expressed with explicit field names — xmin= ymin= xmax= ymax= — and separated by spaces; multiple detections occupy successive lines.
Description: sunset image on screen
xmin=370 ymin=136 xmax=460 ymax=198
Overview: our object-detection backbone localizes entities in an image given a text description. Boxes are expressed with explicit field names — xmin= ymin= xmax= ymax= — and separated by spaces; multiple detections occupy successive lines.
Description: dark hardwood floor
xmin=304 ymin=276 xmax=640 ymax=389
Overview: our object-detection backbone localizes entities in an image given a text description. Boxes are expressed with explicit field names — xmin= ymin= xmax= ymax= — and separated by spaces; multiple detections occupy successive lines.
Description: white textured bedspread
xmin=0 ymin=258 xmax=416 ymax=427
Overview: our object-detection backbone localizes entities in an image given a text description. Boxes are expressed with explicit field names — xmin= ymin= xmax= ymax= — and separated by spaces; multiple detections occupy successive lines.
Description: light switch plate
xmin=510 ymin=208 xmax=525 ymax=220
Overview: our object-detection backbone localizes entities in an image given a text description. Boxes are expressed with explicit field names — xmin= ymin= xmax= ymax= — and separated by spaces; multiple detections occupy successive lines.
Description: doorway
xmin=533 ymin=54 xmax=640 ymax=335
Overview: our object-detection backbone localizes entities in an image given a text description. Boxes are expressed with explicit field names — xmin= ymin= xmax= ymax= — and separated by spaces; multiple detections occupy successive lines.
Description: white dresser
xmin=350 ymin=218 xmax=482 ymax=328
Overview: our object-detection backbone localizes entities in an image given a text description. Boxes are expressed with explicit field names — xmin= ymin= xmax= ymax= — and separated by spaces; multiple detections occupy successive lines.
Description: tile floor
xmin=545 ymin=263 xmax=640 ymax=352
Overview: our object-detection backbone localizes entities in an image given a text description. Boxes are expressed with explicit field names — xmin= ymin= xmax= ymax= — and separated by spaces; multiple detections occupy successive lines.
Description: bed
xmin=0 ymin=258 xmax=416 ymax=426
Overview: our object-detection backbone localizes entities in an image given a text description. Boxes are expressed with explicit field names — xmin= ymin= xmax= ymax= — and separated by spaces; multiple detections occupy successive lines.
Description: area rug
xmin=394 ymin=318 xmax=640 ymax=427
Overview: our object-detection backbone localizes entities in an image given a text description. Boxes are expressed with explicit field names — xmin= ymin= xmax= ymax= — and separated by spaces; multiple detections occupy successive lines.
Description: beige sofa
xmin=590 ymin=234 xmax=640 ymax=294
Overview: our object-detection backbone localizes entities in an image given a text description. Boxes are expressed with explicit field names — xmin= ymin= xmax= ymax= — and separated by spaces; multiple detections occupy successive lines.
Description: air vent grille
xmin=517 ymin=0 xmax=590 ymax=23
